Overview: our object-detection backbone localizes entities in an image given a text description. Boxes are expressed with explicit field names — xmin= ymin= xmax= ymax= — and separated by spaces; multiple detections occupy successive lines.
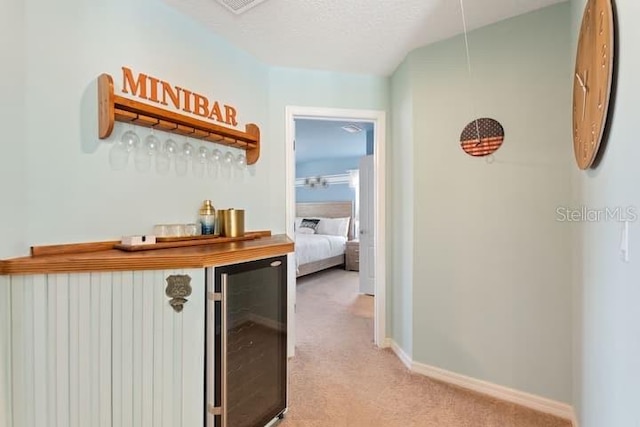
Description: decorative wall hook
xmin=165 ymin=274 xmax=192 ymax=313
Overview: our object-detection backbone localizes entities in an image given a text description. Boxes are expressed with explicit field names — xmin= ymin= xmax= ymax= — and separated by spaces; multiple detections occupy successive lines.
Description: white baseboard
xmin=386 ymin=339 xmax=575 ymax=423
xmin=385 ymin=338 xmax=412 ymax=370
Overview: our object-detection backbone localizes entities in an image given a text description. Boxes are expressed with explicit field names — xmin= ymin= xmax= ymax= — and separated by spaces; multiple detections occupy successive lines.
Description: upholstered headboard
xmin=296 ymin=201 xmax=354 ymax=240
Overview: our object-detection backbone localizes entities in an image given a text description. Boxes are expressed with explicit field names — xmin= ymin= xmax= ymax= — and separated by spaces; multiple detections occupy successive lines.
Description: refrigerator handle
xmin=206 ymin=266 xmax=223 ymax=426
xmin=221 ymin=273 xmax=229 ymax=427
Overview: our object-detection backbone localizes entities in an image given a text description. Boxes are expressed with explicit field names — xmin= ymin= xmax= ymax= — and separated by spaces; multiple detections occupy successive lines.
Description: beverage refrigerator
xmin=206 ymin=255 xmax=288 ymax=427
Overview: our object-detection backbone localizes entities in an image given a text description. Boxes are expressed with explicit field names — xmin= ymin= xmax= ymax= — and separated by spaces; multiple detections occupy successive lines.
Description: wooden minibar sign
xmin=121 ymin=67 xmax=238 ymax=127
xmin=98 ymin=67 xmax=260 ymax=165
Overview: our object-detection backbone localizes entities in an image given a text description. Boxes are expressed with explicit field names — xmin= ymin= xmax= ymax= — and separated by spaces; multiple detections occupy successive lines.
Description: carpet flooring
xmin=279 ymin=268 xmax=571 ymax=427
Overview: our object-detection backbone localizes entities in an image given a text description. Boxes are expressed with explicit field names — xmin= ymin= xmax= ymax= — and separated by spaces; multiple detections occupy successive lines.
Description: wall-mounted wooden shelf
xmin=98 ymin=73 xmax=260 ymax=165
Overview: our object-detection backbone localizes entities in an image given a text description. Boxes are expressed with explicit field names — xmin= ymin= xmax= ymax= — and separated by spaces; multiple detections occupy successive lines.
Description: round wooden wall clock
xmin=460 ymin=118 xmax=505 ymax=157
xmin=573 ymin=0 xmax=615 ymax=170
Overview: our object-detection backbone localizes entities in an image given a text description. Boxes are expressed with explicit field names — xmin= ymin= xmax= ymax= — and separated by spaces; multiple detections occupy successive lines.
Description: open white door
xmin=286 ymin=122 xmax=296 ymax=358
xmin=285 ymin=106 xmax=386 ymax=348
xmin=359 ymin=155 xmax=375 ymax=295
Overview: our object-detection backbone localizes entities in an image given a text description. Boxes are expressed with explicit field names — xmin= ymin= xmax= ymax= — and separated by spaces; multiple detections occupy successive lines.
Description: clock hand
xmin=582 ymin=70 xmax=589 ymax=121
xmin=584 ymin=69 xmax=588 ymax=89
xmin=576 ymin=71 xmax=587 ymax=122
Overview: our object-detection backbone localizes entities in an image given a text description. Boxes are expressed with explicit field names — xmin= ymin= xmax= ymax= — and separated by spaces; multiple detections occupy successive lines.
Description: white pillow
xmin=297 ymin=227 xmax=316 ymax=235
xmin=316 ymin=217 xmax=350 ymax=238
xmin=295 ymin=217 xmax=303 ymax=231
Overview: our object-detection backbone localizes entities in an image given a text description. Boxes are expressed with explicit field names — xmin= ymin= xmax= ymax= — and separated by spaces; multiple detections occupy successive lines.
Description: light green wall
xmin=396 ymin=3 xmax=573 ymax=402
xmin=1 ymin=0 xmax=594 ymax=413
xmin=571 ymin=0 xmax=640 ymax=425
xmin=0 ymin=1 xmax=23 ymax=421
xmin=0 ymin=0 xmax=392 ymax=257
xmin=266 ymin=68 xmax=389 ymax=204
xmin=266 ymin=67 xmax=390 ymax=326
xmin=0 ymin=0 xmax=26 ymax=259
xmin=390 ymin=58 xmax=414 ymax=354
xmin=2 ymin=4 xmax=391 ymax=416
xmin=19 ymin=0 xmax=270 ymax=249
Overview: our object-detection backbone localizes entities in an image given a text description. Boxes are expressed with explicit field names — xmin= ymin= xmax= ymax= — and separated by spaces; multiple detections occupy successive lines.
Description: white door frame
xmin=285 ymin=106 xmax=387 ymax=351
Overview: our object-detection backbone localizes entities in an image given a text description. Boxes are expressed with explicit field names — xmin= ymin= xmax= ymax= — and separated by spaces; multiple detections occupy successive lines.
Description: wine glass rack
xmin=97 ymin=73 xmax=260 ymax=165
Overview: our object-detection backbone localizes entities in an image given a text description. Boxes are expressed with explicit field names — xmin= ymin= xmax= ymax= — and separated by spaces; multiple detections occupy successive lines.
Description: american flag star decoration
xmin=460 ymin=118 xmax=505 ymax=157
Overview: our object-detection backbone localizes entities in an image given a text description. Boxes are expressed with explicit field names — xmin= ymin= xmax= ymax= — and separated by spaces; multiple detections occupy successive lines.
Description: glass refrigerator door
xmin=208 ymin=256 xmax=287 ymax=427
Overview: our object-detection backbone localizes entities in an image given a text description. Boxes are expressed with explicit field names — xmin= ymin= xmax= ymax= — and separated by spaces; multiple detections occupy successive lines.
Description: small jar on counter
xmin=221 ymin=208 xmax=245 ymax=237
xmin=199 ymin=200 xmax=216 ymax=235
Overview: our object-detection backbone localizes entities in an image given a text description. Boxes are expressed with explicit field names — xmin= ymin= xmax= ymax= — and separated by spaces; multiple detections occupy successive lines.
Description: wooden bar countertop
xmin=0 ymin=234 xmax=294 ymax=276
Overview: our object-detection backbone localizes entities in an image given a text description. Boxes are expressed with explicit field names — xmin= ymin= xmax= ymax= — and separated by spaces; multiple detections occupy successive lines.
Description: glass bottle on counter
xmin=199 ymin=200 xmax=216 ymax=235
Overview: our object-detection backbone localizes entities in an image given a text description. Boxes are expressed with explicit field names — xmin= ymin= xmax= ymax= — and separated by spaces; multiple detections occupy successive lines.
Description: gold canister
xmin=222 ymin=208 xmax=245 ymax=237
xmin=217 ymin=209 xmax=226 ymax=237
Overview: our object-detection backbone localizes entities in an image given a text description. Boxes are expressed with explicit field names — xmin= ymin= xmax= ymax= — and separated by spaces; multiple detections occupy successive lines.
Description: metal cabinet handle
xmin=165 ymin=274 xmax=192 ymax=313
xmin=221 ymin=273 xmax=228 ymax=427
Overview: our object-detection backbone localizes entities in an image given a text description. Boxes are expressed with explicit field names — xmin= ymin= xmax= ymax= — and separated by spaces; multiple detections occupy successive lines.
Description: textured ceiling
xmin=163 ymin=0 xmax=567 ymax=76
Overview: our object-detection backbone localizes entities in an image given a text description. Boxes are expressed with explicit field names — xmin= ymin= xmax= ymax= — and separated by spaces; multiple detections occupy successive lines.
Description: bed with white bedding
xmin=295 ymin=233 xmax=347 ymax=266
xmin=295 ymin=202 xmax=353 ymax=277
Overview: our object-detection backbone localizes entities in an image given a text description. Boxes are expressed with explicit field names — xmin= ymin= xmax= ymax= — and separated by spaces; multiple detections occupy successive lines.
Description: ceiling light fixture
xmin=341 ymin=124 xmax=363 ymax=134
xmin=304 ymin=176 xmax=329 ymax=189
xmin=216 ymin=0 xmax=268 ymax=15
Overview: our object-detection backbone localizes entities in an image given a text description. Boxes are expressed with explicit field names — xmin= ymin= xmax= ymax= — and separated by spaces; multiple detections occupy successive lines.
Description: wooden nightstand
xmin=345 ymin=240 xmax=360 ymax=271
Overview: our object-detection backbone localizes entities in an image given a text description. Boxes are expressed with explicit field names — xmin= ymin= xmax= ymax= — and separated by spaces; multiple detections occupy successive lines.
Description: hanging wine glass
xmin=146 ymin=133 xmax=160 ymax=152
xmin=182 ymin=141 xmax=194 ymax=157
xmin=109 ymin=127 xmax=139 ymax=170
xmin=122 ymin=129 xmax=140 ymax=153
xmin=175 ymin=141 xmax=193 ymax=177
xmin=193 ymin=146 xmax=208 ymax=178
xmin=234 ymin=153 xmax=246 ymax=182
xmin=157 ymin=138 xmax=176 ymax=175
xmin=236 ymin=153 xmax=246 ymax=170
xmin=134 ymin=133 xmax=160 ymax=172
xmin=208 ymin=148 xmax=222 ymax=178
xmin=165 ymin=139 xmax=178 ymax=155
xmin=222 ymin=151 xmax=234 ymax=180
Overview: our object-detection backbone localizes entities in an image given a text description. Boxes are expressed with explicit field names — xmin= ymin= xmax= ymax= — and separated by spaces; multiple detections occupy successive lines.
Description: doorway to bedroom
xmin=285 ymin=106 xmax=387 ymax=358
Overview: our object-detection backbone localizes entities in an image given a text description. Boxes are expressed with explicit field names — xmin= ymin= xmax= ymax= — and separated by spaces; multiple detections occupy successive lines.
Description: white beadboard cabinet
xmin=6 ymin=268 xmax=204 ymax=427
xmin=1 ymin=276 xmax=12 ymax=427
